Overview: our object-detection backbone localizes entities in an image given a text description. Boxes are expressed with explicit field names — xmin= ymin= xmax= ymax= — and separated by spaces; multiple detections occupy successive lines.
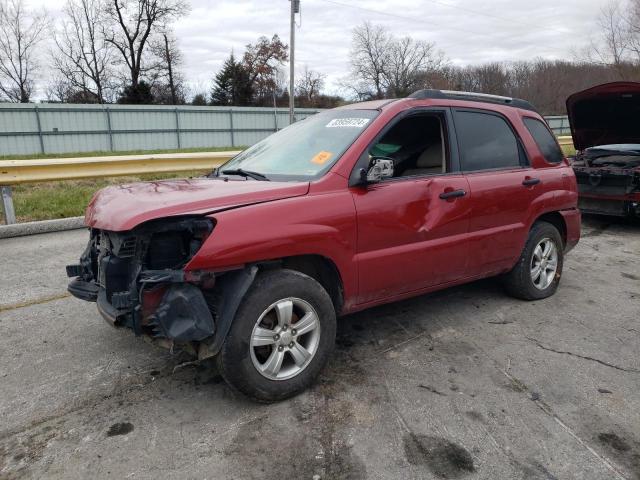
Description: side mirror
xmin=364 ymin=157 xmax=394 ymax=183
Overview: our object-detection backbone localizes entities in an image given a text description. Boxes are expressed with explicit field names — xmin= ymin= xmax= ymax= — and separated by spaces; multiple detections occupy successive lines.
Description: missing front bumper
xmin=68 ymin=277 xmax=99 ymax=302
xmin=68 ymin=276 xmax=215 ymax=342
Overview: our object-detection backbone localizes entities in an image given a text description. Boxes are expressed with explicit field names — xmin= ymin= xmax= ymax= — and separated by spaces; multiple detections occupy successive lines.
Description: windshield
xmin=219 ymin=109 xmax=379 ymax=181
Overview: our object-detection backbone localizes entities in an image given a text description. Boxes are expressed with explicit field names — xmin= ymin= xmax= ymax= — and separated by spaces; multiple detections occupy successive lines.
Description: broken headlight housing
xmin=140 ymin=216 xmax=214 ymax=270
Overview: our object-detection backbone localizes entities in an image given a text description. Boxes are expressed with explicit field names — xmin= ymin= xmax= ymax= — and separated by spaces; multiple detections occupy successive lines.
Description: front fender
xmin=185 ymin=191 xmax=358 ymax=306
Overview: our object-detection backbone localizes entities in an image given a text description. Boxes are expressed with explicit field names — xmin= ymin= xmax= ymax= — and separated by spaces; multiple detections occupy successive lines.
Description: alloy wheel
xmin=249 ymin=298 xmax=321 ymax=380
xmin=530 ymin=238 xmax=558 ymax=290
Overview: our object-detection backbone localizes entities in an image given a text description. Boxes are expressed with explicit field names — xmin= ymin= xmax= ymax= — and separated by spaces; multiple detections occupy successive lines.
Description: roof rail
xmin=408 ymin=89 xmax=538 ymax=112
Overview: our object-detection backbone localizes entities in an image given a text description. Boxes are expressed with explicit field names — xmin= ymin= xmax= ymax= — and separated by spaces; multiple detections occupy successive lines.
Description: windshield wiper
xmin=221 ymin=168 xmax=270 ymax=181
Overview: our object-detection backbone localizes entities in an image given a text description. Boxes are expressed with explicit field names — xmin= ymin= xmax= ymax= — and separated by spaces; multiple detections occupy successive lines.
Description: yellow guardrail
xmin=0 ymin=151 xmax=241 ymax=185
xmin=557 ymin=136 xmax=574 ymax=148
xmin=0 ymin=150 xmax=240 ymax=225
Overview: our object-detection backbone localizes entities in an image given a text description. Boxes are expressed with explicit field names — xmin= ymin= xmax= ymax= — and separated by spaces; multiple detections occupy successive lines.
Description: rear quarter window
xmin=523 ymin=117 xmax=564 ymax=164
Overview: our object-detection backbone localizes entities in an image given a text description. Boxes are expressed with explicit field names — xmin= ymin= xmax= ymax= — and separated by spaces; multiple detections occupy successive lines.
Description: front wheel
xmin=503 ymin=221 xmax=564 ymax=301
xmin=216 ymin=269 xmax=336 ymax=402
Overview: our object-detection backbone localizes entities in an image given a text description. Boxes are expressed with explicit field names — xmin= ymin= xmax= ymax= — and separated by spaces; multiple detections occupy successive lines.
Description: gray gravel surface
xmin=1 ymin=216 xmax=639 ymax=479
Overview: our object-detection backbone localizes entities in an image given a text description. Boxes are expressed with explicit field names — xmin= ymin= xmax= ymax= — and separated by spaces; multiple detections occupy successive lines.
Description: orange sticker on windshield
xmin=311 ymin=151 xmax=333 ymax=165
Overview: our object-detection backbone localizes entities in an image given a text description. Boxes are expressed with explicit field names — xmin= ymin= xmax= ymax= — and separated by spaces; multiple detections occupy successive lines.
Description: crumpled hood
xmin=85 ymin=178 xmax=310 ymax=231
xmin=566 ymin=81 xmax=640 ymax=150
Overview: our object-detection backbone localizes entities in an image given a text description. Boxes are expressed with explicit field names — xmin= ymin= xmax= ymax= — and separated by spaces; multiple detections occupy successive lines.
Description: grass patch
xmin=6 ymin=170 xmax=209 ymax=223
xmin=0 ymin=146 xmax=241 ymax=161
xmin=0 ymin=146 xmax=242 ymax=224
xmin=561 ymin=144 xmax=576 ymax=157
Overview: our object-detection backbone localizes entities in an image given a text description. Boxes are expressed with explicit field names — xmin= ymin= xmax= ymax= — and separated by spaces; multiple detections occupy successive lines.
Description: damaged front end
xmin=67 ymin=216 xmax=255 ymax=358
xmin=566 ymin=81 xmax=640 ymax=217
xmin=572 ymin=148 xmax=640 ymax=217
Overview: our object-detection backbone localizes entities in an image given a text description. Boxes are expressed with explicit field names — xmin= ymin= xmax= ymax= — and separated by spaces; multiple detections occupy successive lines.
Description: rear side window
xmin=523 ymin=117 xmax=564 ymax=164
xmin=454 ymin=110 xmax=522 ymax=171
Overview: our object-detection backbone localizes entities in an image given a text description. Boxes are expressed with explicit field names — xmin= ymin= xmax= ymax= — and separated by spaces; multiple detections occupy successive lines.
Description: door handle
xmin=439 ymin=189 xmax=466 ymax=200
xmin=522 ymin=177 xmax=541 ymax=186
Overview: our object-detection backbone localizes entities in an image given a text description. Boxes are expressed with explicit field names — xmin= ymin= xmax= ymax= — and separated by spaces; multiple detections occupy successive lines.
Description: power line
xmin=420 ymin=0 xmax=569 ymax=35
xmin=317 ymin=0 xmax=576 ymax=54
xmin=319 ymin=0 xmax=491 ymax=38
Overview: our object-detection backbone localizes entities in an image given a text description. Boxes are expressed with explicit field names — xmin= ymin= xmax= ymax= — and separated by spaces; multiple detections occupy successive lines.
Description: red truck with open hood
xmin=568 ymin=82 xmax=640 ymax=217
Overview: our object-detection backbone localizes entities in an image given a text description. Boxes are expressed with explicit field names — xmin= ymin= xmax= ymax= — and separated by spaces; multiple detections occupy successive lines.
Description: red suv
xmin=67 ymin=90 xmax=581 ymax=402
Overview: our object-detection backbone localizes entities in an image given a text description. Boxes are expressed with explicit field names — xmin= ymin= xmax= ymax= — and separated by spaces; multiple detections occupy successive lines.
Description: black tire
xmin=216 ymin=269 xmax=336 ymax=402
xmin=503 ymin=221 xmax=564 ymax=301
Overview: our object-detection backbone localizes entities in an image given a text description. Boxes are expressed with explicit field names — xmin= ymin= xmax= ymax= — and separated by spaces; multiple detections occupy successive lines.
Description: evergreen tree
xmin=210 ymin=53 xmax=252 ymax=106
xmin=191 ymin=93 xmax=207 ymax=105
xmin=117 ymin=80 xmax=155 ymax=104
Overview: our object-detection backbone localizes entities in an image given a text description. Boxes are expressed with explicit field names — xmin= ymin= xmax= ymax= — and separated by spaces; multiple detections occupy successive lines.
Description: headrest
xmin=416 ymin=143 xmax=443 ymax=168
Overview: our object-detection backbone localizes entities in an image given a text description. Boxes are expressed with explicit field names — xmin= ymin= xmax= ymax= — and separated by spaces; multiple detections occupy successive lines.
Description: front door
xmin=350 ymin=110 xmax=472 ymax=305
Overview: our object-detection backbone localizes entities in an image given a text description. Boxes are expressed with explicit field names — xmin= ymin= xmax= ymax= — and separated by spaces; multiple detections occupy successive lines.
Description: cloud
xmin=30 ymin=0 xmax=607 ymax=98
xmin=176 ymin=0 xmax=605 ymax=94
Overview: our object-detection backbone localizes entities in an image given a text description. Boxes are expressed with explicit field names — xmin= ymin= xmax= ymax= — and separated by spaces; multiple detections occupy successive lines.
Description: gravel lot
xmin=1 ymin=216 xmax=639 ymax=480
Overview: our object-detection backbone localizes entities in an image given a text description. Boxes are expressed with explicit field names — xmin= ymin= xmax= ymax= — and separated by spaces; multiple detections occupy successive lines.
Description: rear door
xmin=351 ymin=109 xmax=472 ymax=305
xmin=452 ymin=109 xmax=539 ymax=274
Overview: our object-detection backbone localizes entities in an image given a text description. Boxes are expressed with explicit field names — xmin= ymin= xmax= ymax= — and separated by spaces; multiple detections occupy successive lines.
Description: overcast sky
xmin=36 ymin=0 xmax=607 ymax=97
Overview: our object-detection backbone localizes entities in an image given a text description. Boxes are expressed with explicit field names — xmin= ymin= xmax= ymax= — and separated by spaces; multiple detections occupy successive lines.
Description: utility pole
xmin=289 ymin=0 xmax=300 ymax=124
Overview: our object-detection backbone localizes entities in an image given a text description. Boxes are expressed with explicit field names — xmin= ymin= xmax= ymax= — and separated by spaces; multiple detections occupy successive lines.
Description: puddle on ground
xmin=597 ymin=431 xmax=640 ymax=477
xmin=403 ymin=433 xmax=475 ymax=478
xmin=621 ymin=272 xmax=639 ymax=281
xmin=106 ymin=422 xmax=134 ymax=437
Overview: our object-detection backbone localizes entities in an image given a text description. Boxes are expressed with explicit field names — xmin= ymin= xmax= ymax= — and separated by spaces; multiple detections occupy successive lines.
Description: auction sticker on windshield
xmin=326 ymin=118 xmax=371 ymax=128
xmin=311 ymin=151 xmax=333 ymax=165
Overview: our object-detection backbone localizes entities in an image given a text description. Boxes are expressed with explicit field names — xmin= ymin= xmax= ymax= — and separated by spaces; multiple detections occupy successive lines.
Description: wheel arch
xmin=531 ymin=211 xmax=567 ymax=247
xmin=203 ymin=255 xmax=344 ymax=359
xmin=278 ymin=254 xmax=344 ymax=315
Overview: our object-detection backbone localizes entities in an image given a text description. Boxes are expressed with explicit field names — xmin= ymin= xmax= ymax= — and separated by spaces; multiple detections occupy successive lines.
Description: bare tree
xmin=53 ymin=0 xmax=114 ymax=103
xmin=627 ymin=0 xmax=640 ymax=62
xmin=592 ymin=0 xmax=630 ymax=74
xmin=349 ymin=22 xmax=390 ymax=99
xmin=149 ymin=30 xmax=184 ymax=104
xmin=580 ymin=0 xmax=640 ymax=79
xmin=0 ymin=0 xmax=48 ymax=102
xmin=295 ymin=66 xmax=324 ymax=106
xmin=424 ymin=58 xmax=640 ymax=115
xmin=348 ymin=22 xmax=447 ymax=99
xmin=385 ymin=36 xmax=445 ymax=97
xmin=46 ymin=75 xmax=106 ymax=103
xmin=45 ymin=75 xmax=73 ymax=102
xmin=104 ymin=0 xmax=188 ymax=98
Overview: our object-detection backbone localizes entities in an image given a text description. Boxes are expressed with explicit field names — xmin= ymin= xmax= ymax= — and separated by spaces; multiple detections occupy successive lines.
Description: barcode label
xmin=326 ymin=118 xmax=371 ymax=128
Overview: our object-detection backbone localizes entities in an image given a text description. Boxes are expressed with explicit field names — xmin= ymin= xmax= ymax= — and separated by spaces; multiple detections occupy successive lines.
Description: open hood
xmin=566 ymin=81 xmax=640 ymax=151
xmin=85 ymin=177 xmax=310 ymax=231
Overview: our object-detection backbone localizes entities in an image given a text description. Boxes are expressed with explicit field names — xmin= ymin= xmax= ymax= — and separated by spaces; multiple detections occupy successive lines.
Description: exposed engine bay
xmin=572 ymin=145 xmax=640 ymax=217
xmin=66 ymin=216 xmax=256 ymax=358
xmin=567 ymin=82 xmax=640 ymax=217
xmin=576 ymin=146 xmax=640 ymax=169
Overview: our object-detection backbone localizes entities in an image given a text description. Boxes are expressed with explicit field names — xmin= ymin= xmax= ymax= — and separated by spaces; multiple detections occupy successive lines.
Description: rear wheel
xmin=216 ymin=269 xmax=336 ymax=402
xmin=503 ymin=221 xmax=564 ymax=300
